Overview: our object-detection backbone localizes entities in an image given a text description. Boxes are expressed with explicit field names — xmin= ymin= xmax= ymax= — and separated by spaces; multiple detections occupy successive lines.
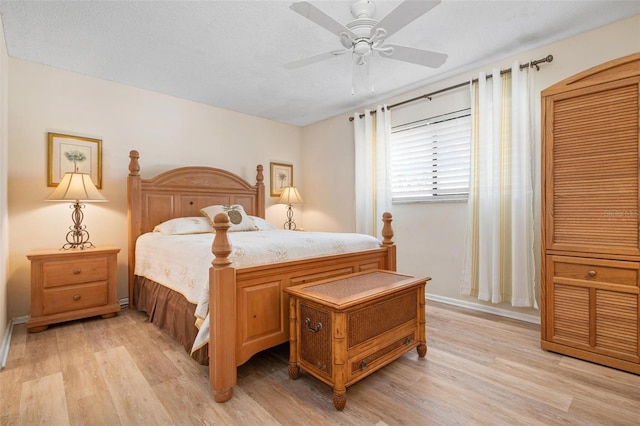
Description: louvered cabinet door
xmin=544 ymin=79 xmax=640 ymax=256
xmin=546 ymin=255 xmax=640 ymax=366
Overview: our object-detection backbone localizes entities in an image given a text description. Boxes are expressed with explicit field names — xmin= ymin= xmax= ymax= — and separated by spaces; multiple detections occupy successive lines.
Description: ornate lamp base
xmin=284 ymin=204 xmax=297 ymax=230
xmin=62 ymin=202 xmax=95 ymax=250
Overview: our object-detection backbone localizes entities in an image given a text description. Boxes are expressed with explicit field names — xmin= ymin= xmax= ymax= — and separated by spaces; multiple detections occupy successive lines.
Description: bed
xmin=127 ymin=150 xmax=397 ymax=402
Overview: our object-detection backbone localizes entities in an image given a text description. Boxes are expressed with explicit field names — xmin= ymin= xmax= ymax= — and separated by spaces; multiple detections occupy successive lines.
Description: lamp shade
xmin=278 ymin=186 xmax=304 ymax=205
xmin=45 ymin=172 xmax=107 ymax=202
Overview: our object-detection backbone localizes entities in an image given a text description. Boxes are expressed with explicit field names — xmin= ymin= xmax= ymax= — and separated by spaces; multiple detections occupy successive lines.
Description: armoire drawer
xmin=550 ymin=256 xmax=639 ymax=287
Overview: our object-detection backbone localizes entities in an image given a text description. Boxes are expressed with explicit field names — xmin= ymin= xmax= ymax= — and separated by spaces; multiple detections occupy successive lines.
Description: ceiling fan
xmin=285 ymin=0 xmax=448 ymax=93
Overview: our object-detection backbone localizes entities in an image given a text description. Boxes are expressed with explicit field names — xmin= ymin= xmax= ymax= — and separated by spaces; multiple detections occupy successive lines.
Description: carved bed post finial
xmin=129 ymin=150 xmax=140 ymax=176
xmin=256 ymin=164 xmax=264 ymax=185
xmin=211 ymin=213 xmax=232 ymax=268
xmin=255 ymin=164 xmax=265 ymax=219
xmin=381 ymin=212 xmax=394 ymax=246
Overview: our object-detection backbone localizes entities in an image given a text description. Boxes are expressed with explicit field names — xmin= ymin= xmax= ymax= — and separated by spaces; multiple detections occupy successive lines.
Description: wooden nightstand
xmin=26 ymin=246 xmax=121 ymax=332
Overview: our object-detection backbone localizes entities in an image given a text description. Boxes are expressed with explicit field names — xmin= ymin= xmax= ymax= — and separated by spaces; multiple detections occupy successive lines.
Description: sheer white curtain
xmin=462 ymin=62 xmax=537 ymax=308
xmin=354 ymin=105 xmax=392 ymax=238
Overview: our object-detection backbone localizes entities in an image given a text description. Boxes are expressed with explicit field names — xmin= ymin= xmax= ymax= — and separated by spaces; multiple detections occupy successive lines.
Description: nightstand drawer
xmin=43 ymin=281 xmax=108 ymax=315
xmin=43 ymin=257 xmax=108 ymax=288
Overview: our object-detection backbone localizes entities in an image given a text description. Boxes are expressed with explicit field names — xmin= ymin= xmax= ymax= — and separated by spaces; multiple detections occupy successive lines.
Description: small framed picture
xmin=270 ymin=162 xmax=293 ymax=197
xmin=48 ymin=132 xmax=102 ymax=188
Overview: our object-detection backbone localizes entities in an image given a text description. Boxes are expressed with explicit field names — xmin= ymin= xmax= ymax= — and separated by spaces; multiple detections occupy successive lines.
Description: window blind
xmin=390 ymin=109 xmax=471 ymax=202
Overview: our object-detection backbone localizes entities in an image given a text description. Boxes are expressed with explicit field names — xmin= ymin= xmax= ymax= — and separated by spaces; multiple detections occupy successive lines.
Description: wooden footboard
xmin=208 ymin=213 xmax=396 ymax=402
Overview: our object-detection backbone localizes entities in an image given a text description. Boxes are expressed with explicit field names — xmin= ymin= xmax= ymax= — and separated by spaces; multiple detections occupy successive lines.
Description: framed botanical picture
xmin=270 ymin=162 xmax=293 ymax=197
xmin=48 ymin=132 xmax=103 ymax=188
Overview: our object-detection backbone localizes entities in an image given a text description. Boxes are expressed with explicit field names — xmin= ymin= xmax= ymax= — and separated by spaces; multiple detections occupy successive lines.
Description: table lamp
xmin=45 ymin=172 xmax=107 ymax=249
xmin=278 ymin=186 xmax=304 ymax=230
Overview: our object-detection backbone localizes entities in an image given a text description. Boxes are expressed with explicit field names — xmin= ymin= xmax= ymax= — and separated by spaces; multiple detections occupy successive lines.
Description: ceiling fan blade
xmin=381 ymin=45 xmax=447 ymax=68
xmin=372 ymin=0 xmax=441 ymax=40
xmin=284 ymin=49 xmax=348 ymax=70
xmin=290 ymin=2 xmax=356 ymax=40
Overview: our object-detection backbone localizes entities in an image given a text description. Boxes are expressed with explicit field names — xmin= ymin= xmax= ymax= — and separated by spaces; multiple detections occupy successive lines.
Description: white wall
xmin=301 ymin=15 xmax=640 ymax=317
xmin=7 ymin=59 xmax=302 ymax=318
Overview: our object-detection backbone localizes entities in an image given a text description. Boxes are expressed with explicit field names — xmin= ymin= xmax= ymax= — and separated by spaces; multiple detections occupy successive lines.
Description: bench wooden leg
xmin=333 ymin=389 xmax=346 ymax=411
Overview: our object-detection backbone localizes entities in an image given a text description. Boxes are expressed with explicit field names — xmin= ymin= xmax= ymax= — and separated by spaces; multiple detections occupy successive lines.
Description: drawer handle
xmin=304 ymin=318 xmax=322 ymax=333
xmin=405 ymin=337 xmax=412 ymax=345
xmin=587 ymin=270 xmax=597 ymax=278
xmin=73 ymin=268 xmax=82 ymax=275
xmin=73 ymin=294 xmax=81 ymax=301
xmin=360 ymin=360 xmax=367 ymax=370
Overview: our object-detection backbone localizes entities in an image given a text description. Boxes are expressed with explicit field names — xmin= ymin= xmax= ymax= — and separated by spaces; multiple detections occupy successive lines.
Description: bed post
xmin=209 ymin=213 xmax=237 ymax=402
xmin=127 ymin=150 xmax=141 ymax=309
xmin=381 ymin=212 xmax=396 ymax=272
xmin=255 ymin=164 xmax=265 ymax=218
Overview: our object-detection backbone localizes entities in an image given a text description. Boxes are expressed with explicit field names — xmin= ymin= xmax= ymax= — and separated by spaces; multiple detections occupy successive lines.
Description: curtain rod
xmin=349 ymin=54 xmax=553 ymax=121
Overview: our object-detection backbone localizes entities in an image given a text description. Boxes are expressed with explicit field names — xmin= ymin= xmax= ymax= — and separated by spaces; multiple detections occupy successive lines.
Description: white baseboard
xmin=1 ymin=315 xmax=28 ymax=370
xmin=0 ymin=320 xmax=12 ymax=370
xmin=426 ymin=293 xmax=540 ymax=325
xmin=118 ymin=298 xmax=129 ymax=308
xmin=12 ymin=315 xmax=28 ymax=325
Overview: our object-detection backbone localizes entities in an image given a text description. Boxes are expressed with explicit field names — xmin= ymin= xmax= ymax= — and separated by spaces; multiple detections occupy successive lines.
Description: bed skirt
xmin=133 ymin=276 xmax=209 ymax=365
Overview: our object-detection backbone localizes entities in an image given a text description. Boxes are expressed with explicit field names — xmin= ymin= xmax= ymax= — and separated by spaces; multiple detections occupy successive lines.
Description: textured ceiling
xmin=0 ymin=1 xmax=638 ymax=126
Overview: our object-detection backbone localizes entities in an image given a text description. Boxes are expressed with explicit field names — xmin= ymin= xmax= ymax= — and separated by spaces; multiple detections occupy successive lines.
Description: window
xmin=390 ymin=109 xmax=471 ymax=203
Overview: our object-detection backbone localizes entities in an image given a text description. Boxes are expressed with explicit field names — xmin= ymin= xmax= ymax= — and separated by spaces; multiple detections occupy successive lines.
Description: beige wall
xmin=1 ymin=20 xmax=9 ymax=338
xmin=7 ymin=60 xmax=301 ymax=318
xmin=5 ymin=15 xmax=640 ymax=322
xmin=301 ymin=15 xmax=640 ymax=318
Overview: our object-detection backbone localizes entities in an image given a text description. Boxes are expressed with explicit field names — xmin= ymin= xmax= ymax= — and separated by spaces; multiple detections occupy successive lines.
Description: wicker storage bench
xmin=284 ymin=270 xmax=430 ymax=410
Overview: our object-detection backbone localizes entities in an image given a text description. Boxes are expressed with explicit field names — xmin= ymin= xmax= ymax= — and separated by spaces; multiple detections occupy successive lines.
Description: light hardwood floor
xmin=1 ymin=301 xmax=639 ymax=425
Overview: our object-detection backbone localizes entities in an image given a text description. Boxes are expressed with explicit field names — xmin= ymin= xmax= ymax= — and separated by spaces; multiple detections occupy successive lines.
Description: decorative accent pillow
xmin=249 ymin=216 xmax=278 ymax=231
xmin=200 ymin=204 xmax=258 ymax=232
xmin=153 ymin=217 xmax=214 ymax=235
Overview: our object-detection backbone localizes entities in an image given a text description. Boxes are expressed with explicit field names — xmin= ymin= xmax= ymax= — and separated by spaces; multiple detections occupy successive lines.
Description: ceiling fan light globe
xmin=353 ymin=39 xmax=371 ymax=57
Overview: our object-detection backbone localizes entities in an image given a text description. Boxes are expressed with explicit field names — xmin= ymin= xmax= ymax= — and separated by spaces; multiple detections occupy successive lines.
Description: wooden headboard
xmin=126 ymin=150 xmax=265 ymax=304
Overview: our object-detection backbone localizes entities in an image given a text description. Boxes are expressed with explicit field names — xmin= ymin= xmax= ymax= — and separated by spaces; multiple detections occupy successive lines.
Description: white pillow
xmin=249 ymin=216 xmax=278 ymax=231
xmin=154 ymin=217 xmax=214 ymax=235
xmin=201 ymin=204 xmax=258 ymax=232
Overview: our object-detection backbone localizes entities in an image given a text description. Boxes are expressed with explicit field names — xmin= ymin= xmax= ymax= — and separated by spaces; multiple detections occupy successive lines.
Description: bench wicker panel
xmin=299 ymin=303 xmax=332 ymax=375
xmin=348 ymin=291 xmax=416 ymax=348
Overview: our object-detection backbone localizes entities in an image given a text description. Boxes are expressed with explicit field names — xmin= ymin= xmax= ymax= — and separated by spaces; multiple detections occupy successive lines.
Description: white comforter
xmin=134 ymin=229 xmax=381 ymax=353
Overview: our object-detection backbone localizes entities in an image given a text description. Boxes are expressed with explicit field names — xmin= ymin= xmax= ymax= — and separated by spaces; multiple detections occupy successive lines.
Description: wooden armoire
xmin=541 ymin=52 xmax=640 ymax=374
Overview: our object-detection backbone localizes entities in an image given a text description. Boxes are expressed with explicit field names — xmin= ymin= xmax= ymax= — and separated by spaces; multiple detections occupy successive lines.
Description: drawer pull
xmin=587 ymin=270 xmax=597 ymax=278
xmin=304 ymin=317 xmax=322 ymax=333
xmin=405 ymin=337 xmax=412 ymax=345
xmin=360 ymin=360 xmax=367 ymax=370
xmin=73 ymin=294 xmax=81 ymax=301
xmin=73 ymin=268 xmax=82 ymax=275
